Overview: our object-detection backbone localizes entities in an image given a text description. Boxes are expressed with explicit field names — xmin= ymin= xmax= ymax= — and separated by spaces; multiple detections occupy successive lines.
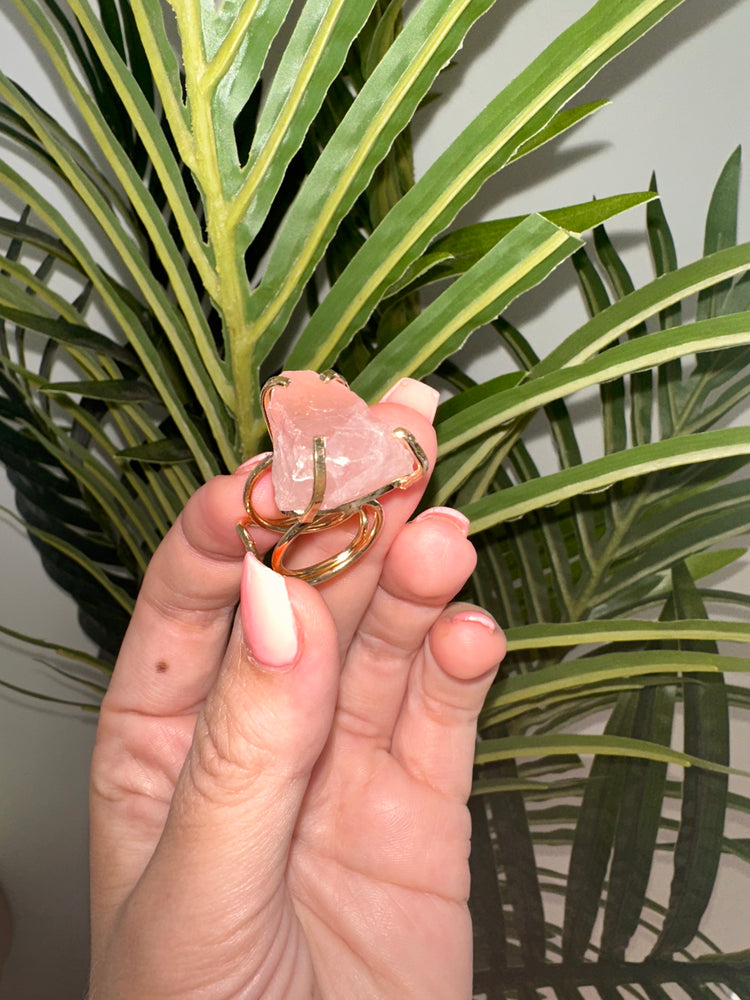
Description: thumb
xmin=133 ymin=553 xmax=339 ymax=939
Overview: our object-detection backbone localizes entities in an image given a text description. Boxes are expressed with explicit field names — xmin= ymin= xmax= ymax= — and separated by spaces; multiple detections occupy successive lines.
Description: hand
xmin=89 ymin=379 xmax=505 ymax=1000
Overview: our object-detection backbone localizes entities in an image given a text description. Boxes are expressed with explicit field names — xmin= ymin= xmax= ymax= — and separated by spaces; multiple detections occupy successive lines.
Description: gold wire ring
xmin=239 ymin=452 xmax=384 ymax=585
xmin=241 ymin=457 xmax=351 ymax=536
xmin=235 ymin=371 xmax=429 ymax=585
xmin=271 ymin=502 xmax=383 ymax=585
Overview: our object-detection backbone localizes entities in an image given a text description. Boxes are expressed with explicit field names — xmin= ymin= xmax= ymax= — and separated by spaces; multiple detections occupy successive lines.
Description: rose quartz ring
xmin=236 ymin=370 xmax=429 ymax=585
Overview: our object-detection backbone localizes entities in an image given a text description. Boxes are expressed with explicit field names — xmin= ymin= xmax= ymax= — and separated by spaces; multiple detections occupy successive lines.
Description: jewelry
xmin=236 ymin=370 xmax=429 ymax=585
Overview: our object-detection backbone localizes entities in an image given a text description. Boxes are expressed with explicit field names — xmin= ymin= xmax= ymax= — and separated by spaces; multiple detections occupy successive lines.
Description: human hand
xmin=89 ymin=379 xmax=505 ymax=1000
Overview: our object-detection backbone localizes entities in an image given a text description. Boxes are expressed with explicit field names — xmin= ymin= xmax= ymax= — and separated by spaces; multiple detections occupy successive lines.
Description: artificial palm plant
xmin=1 ymin=0 xmax=749 ymax=995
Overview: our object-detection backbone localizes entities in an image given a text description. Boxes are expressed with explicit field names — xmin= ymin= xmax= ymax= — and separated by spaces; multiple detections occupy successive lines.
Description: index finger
xmin=102 ymin=460 xmax=278 ymax=716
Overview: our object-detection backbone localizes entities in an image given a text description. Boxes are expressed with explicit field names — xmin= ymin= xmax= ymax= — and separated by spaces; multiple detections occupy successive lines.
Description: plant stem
xmin=174 ymin=0 xmax=265 ymax=459
xmin=233 ymin=334 xmax=268 ymax=458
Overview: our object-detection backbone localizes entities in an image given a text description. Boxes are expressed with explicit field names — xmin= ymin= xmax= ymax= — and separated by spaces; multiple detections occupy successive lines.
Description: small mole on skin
xmin=155 ymin=661 xmax=169 ymax=674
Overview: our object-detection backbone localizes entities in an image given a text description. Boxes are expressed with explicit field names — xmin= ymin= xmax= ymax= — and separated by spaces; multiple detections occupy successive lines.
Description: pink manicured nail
xmin=414 ymin=506 xmax=470 ymax=536
xmin=234 ymin=452 xmax=272 ymax=476
xmin=240 ymin=552 xmax=299 ymax=668
xmin=380 ymin=378 xmax=440 ymax=421
xmin=452 ymin=610 xmax=496 ymax=633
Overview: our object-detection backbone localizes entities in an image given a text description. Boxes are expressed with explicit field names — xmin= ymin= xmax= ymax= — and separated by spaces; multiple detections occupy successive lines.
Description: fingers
xmin=103 ymin=376 xmax=438 ymax=717
xmin=160 ymin=557 xmax=339 ymax=891
xmin=102 ymin=458 xmax=278 ymax=717
xmin=278 ymin=381 xmax=440 ymax=652
xmin=90 ymin=376 xmax=447 ymax=969
xmin=337 ymin=508 xmax=478 ymax=744
xmin=392 ymin=604 xmax=505 ymax=802
xmin=94 ymin=557 xmax=342 ymax=982
xmin=90 ymin=461 xmax=281 ymax=945
xmin=334 ymin=504 xmax=504 ymax=802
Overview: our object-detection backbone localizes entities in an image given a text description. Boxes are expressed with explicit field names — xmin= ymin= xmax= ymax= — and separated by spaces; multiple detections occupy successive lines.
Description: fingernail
xmin=380 ymin=378 xmax=440 ymax=421
xmin=414 ymin=506 xmax=470 ymax=536
xmin=234 ymin=452 xmax=273 ymax=476
xmin=240 ymin=552 xmax=299 ymax=668
xmin=452 ymin=610 xmax=496 ymax=633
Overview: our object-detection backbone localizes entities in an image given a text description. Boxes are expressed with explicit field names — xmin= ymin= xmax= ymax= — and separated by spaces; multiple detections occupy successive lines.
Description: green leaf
xmin=696 ymin=145 xmax=741 ymax=322
xmin=0 ymin=621 xmax=110 ymax=674
xmin=1 ymin=503 xmax=135 ymax=615
xmin=535 ymin=241 xmax=750 ymax=378
xmin=437 ymin=312 xmax=750 ymax=459
xmin=42 ymin=378 xmax=161 ymax=402
xmin=0 ymin=676 xmax=99 ymax=711
xmin=286 ymin=0 xmax=687 ymax=375
xmin=474 ymin=733 xmax=744 ymax=779
xmin=507 ymin=99 xmax=610 ymax=164
xmin=507 ymin=440 xmax=576 ymax=620
xmin=117 ymin=438 xmax=194 ymax=464
xmin=14 ymin=488 xmax=121 ymax=564
xmin=435 ymin=371 xmax=524 ymax=424
xmin=15 ymin=411 xmax=160 ymax=567
xmin=502 ymin=618 xmax=750 ymax=653
xmin=615 ymin=476 xmax=750 ymax=560
xmin=10 ymin=0 xmax=236 ymax=461
xmin=410 ymin=192 xmax=654 ymax=286
xmin=0 ymin=156 xmax=221 ymax=478
xmin=686 ymin=547 xmax=747 ymax=581
xmin=352 ymin=214 xmax=583 ymax=399
xmin=253 ymin=0 xmax=499 ymax=368
xmin=561 ymin=693 xmax=638 ymax=961
xmin=592 ymin=221 xmax=654 ymax=447
xmin=647 ymin=173 xmax=684 ymax=441
xmin=495 ymin=316 xmax=605 ymax=568
xmin=0 ymin=215 xmax=81 ymax=271
xmin=486 ymin=760 xmax=547 ymax=966
xmin=227 ymin=0 xmax=380 ymax=243
xmin=650 ymin=564 xmax=729 ymax=958
xmin=362 ymin=0 xmax=406 ymax=80
xmin=599 ymin=513 xmax=750 ymax=612
xmin=51 ymin=0 xmax=209 ymax=284
xmin=38 ymin=0 xmax=100 ymax=93
xmin=646 ymin=175 xmax=680 ymax=310
xmin=480 ymin=649 xmax=746 ymax=729
xmin=461 ymin=426 xmax=750 ymax=532
xmin=467 ymin=796 xmax=508 ymax=982
xmin=117 ymin=0 xmax=156 ymax=106
xmin=600 ymin=683 xmax=675 ymax=959
xmin=0 ymin=302 xmax=138 ymax=368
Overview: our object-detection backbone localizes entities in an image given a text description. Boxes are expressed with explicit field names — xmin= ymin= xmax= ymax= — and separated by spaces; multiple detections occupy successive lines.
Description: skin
xmin=89 ymin=381 xmax=506 ymax=1000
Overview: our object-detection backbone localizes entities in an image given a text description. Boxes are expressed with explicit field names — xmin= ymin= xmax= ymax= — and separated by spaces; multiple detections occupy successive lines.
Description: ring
xmin=236 ymin=370 xmax=429 ymax=585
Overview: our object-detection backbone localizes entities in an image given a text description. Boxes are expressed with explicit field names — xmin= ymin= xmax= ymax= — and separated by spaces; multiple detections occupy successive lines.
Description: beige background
xmin=1 ymin=1 xmax=749 ymax=997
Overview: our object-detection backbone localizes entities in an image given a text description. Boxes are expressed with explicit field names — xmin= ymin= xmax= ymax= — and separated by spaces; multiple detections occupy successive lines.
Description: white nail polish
xmin=380 ymin=378 xmax=440 ymax=421
xmin=233 ymin=452 xmax=273 ymax=476
xmin=240 ymin=553 xmax=299 ymax=668
xmin=452 ymin=610 xmax=496 ymax=633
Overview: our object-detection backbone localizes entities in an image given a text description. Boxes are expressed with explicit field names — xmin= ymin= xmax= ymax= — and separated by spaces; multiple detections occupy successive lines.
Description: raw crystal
xmin=266 ymin=370 xmax=416 ymax=512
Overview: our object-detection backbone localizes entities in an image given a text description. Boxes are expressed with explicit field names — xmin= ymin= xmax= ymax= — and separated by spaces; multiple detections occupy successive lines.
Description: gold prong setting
xmin=236 ymin=373 xmax=429 ymax=585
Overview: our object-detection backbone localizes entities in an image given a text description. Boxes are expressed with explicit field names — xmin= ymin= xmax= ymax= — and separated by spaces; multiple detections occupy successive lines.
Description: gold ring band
xmin=235 ymin=371 xmax=428 ymax=585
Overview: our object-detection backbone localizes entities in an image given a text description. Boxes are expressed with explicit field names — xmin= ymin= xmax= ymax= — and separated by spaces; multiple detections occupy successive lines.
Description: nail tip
xmin=414 ymin=506 xmax=470 ymax=536
xmin=381 ymin=377 xmax=440 ymax=421
xmin=452 ymin=610 xmax=496 ymax=633
xmin=241 ymin=553 xmax=299 ymax=668
xmin=233 ymin=451 xmax=273 ymax=476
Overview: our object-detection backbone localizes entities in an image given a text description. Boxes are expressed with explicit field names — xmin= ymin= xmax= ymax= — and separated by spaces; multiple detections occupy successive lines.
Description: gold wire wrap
xmin=236 ymin=373 xmax=429 ymax=585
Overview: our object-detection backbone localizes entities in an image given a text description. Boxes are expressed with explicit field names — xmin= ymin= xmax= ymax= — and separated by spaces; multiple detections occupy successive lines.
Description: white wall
xmin=1 ymin=1 xmax=749 ymax=997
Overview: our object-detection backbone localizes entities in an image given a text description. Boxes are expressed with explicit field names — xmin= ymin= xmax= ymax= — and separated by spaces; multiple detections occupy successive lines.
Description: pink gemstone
xmin=266 ymin=370 xmax=416 ymax=512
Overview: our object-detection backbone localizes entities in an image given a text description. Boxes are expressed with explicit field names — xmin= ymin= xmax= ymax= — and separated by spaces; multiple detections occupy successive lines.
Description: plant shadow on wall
xmin=0 ymin=0 xmax=749 ymax=995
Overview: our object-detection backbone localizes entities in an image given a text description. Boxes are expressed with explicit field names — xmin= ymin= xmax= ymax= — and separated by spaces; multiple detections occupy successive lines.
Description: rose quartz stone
xmin=267 ymin=370 xmax=415 ymax=511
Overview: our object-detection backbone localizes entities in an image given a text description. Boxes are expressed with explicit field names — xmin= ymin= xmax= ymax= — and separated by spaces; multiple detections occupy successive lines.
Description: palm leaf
xmin=1 ymin=2 xmax=749 ymax=995
xmin=465 ymin=149 xmax=750 ymax=992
